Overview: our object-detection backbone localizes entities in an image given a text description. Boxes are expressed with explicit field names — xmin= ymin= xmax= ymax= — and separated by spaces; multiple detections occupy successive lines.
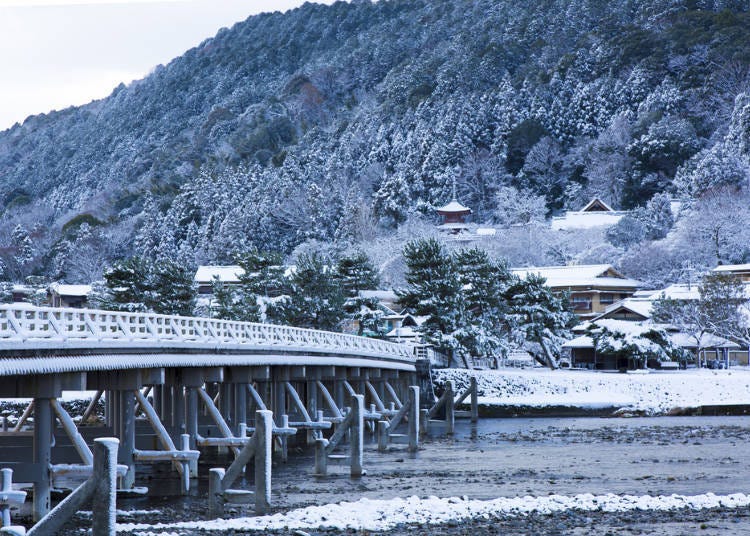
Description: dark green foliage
xmin=61 ymin=214 xmax=104 ymax=236
xmin=90 ymin=257 xmax=196 ymax=315
xmin=2 ymin=0 xmax=750 ymax=273
xmin=271 ymin=253 xmax=346 ymax=331
xmin=335 ymin=251 xmax=380 ymax=297
xmin=398 ymin=239 xmax=465 ymax=355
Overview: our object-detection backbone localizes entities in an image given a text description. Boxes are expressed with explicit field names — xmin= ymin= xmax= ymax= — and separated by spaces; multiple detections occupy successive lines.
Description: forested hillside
xmin=1 ymin=0 xmax=750 ymax=286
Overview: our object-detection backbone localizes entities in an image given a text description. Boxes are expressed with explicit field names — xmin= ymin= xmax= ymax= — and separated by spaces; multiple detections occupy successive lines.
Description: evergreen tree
xmin=336 ymin=251 xmax=383 ymax=336
xmin=273 ymin=253 xmax=345 ymax=330
xmin=92 ymin=257 xmax=152 ymax=312
xmin=211 ymin=276 xmax=245 ymax=320
xmin=502 ymin=273 xmax=576 ymax=369
xmin=235 ymin=249 xmax=287 ymax=322
xmin=147 ymin=259 xmax=197 ymax=316
xmin=398 ymin=239 xmax=467 ymax=365
xmin=453 ymin=248 xmax=513 ymax=365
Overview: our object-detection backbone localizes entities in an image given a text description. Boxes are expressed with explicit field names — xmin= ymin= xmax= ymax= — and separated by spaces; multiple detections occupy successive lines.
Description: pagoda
xmin=435 ymin=180 xmax=472 ymax=235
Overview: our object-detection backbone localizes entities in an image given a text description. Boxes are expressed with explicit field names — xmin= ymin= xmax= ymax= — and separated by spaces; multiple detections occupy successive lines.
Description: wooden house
xmin=511 ymin=264 xmax=641 ymax=319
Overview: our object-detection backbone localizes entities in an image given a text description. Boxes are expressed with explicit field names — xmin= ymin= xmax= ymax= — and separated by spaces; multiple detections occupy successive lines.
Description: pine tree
xmin=398 ymin=238 xmax=466 ymax=364
xmin=453 ymin=248 xmax=512 ymax=364
xmin=93 ymin=257 xmax=152 ymax=312
xmin=502 ymin=273 xmax=576 ymax=369
xmin=147 ymin=259 xmax=197 ymax=316
xmin=273 ymin=253 xmax=345 ymax=330
xmin=337 ymin=251 xmax=383 ymax=336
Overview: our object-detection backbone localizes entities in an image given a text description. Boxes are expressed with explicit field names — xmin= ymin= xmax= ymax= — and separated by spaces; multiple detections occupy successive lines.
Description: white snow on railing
xmin=0 ymin=305 xmax=414 ymax=362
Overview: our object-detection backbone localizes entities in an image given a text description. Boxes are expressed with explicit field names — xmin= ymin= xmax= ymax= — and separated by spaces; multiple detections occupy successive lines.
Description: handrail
xmin=0 ymin=304 xmax=414 ymax=362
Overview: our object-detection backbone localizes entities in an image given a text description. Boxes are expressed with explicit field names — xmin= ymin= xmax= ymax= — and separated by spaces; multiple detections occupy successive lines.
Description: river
xmin=58 ymin=415 xmax=750 ymax=535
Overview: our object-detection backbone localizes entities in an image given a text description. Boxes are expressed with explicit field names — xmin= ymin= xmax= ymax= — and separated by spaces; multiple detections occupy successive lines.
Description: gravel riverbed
xmin=47 ymin=415 xmax=750 ymax=535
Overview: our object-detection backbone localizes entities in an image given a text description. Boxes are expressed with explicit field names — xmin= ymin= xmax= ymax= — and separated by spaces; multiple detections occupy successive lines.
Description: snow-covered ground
xmin=433 ymin=368 xmax=750 ymax=415
xmin=117 ymin=492 xmax=750 ymax=533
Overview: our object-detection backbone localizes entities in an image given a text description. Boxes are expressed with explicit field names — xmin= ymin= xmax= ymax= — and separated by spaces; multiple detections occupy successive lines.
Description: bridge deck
xmin=0 ymin=305 xmax=416 ymax=376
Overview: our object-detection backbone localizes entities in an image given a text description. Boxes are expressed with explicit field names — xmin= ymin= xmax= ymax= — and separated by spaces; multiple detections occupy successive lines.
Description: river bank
xmin=433 ymin=367 xmax=750 ymax=416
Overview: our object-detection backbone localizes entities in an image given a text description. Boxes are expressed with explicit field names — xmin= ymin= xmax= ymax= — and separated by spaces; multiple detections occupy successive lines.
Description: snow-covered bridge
xmin=0 ymin=304 xmax=416 ymax=375
xmin=0 ymin=305 xmax=435 ymax=527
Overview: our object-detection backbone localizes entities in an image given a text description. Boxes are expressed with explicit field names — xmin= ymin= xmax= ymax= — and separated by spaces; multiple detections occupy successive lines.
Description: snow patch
xmin=434 ymin=368 xmax=750 ymax=414
xmin=116 ymin=492 xmax=750 ymax=533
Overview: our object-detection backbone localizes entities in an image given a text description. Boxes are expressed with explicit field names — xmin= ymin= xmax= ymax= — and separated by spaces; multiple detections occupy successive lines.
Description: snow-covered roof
xmin=476 ymin=227 xmax=497 ymax=236
xmin=595 ymin=298 xmax=654 ymax=320
xmin=551 ymin=211 xmax=624 ymax=230
xmin=668 ymin=331 xmax=739 ymax=349
xmin=511 ymin=264 xmax=641 ymax=290
xmin=581 ymin=197 xmax=614 ymax=212
xmin=385 ymin=326 xmax=420 ymax=339
xmin=654 ymin=284 xmax=700 ymax=301
xmin=437 ymin=223 xmax=472 ymax=230
xmin=359 ymin=290 xmax=397 ymax=301
xmin=48 ymin=283 xmax=92 ymax=296
xmin=194 ymin=265 xmax=244 ymax=284
xmin=436 ymin=200 xmax=472 ymax=214
xmin=712 ymin=264 xmax=750 ymax=273
xmin=563 ymin=334 xmax=594 ymax=348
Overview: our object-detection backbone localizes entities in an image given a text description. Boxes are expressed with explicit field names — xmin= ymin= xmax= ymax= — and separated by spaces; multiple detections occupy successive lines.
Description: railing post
xmin=446 ymin=381 xmax=455 ymax=435
xmin=408 ymin=386 xmax=419 ymax=453
xmin=419 ymin=408 xmax=429 ymax=437
xmin=1 ymin=468 xmax=13 ymax=527
xmin=314 ymin=438 xmax=329 ymax=476
xmin=470 ymin=376 xmax=479 ymax=423
xmin=377 ymin=421 xmax=389 ymax=452
xmin=208 ymin=468 xmax=225 ymax=518
xmin=91 ymin=438 xmax=119 ymax=536
xmin=350 ymin=394 xmax=364 ymax=478
xmin=254 ymin=409 xmax=272 ymax=515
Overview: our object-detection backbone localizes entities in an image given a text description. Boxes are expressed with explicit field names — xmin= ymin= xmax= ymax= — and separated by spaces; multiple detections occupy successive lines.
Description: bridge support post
xmin=273 ymin=368 xmax=288 ymax=462
xmin=118 ymin=391 xmax=136 ymax=490
xmin=377 ymin=420 xmax=389 ymax=452
xmin=350 ymin=394 xmax=364 ymax=478
xmin=408 ymin=386 xmax=420 ymax=453
xmin=254 ymin=409 xmax=272 ymax=514
xmin=185 ymin=387 xmax=199 ymax=477
xmin=471 ymin=376 xmax=479 ymax=423
xmin=314 ymin=437 xmax=328 ymax=475
xmin=234 ymin=384 xmax=247 ymax=437
xmin=446 ymin=381 xmax=455 ymax=435
xmin=208 ymin=467 xmax=224 ymax=518
xmin=32 ymin=397 xmax=52 ymax=522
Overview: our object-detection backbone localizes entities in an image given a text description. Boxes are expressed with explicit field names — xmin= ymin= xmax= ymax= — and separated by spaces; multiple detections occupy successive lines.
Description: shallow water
xmin=53 ymin=415 xmax=750 ymax=534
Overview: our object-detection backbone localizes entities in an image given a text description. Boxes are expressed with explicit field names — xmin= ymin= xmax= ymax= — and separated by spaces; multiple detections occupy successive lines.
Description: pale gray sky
xmin=0 ymin=0 xmax=335 ymax=130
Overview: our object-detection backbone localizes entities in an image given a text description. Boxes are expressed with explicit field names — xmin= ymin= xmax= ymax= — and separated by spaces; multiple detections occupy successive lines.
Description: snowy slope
xmin=433 ymin=368 xmax=750 ymax=415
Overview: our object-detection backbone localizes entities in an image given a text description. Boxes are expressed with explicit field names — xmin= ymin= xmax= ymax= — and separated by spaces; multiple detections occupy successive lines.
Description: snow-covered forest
xmin=1 ymin=0 xmax=750 ymax=287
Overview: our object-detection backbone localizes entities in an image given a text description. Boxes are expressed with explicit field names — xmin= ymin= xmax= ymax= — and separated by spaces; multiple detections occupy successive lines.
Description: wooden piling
xmin=407 ymin=386 xmax=419 ymax=452
xmin=254 ymin=409 xmax=272 ymax=515
xmin=350 ymin=394 xmax=364 ymax=478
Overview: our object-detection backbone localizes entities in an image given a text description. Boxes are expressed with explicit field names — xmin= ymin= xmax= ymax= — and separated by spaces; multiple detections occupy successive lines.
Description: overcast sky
xmin=0 ymin=0 xmax=335 ymax=130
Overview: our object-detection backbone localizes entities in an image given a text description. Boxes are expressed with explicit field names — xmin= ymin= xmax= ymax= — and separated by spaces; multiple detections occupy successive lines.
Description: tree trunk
xmin=538 ymin=339 xmax=558 ymax=370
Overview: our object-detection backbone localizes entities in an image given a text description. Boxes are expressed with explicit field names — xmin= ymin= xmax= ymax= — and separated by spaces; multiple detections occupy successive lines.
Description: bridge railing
xmin=0 ymin=304 xmax=414 ymax=361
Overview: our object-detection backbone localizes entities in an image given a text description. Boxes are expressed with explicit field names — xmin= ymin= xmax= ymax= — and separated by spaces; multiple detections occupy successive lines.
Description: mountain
xmin=1 ymin=0 xmax=750 ymax=282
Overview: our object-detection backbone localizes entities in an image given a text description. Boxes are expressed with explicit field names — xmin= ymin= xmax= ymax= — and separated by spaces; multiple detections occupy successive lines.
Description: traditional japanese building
xmin=511 ymin=264 xmax=641 ymax=319
xmin=435 ymin=199 xmax=472 ymax=235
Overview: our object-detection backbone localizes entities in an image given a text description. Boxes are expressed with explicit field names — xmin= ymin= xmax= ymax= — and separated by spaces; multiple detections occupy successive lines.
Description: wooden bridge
xmin=0 ymin=304 xmax=480 ymax=533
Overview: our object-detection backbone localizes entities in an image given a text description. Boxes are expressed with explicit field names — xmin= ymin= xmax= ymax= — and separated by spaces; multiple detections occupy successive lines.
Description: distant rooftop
xmin=511 ymin=264 xmax=641 ymax=289
xmin=194 ymin=265 xmax=244 ymax=284
xmin=436 ymin=200 xmax=472 ymax=214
